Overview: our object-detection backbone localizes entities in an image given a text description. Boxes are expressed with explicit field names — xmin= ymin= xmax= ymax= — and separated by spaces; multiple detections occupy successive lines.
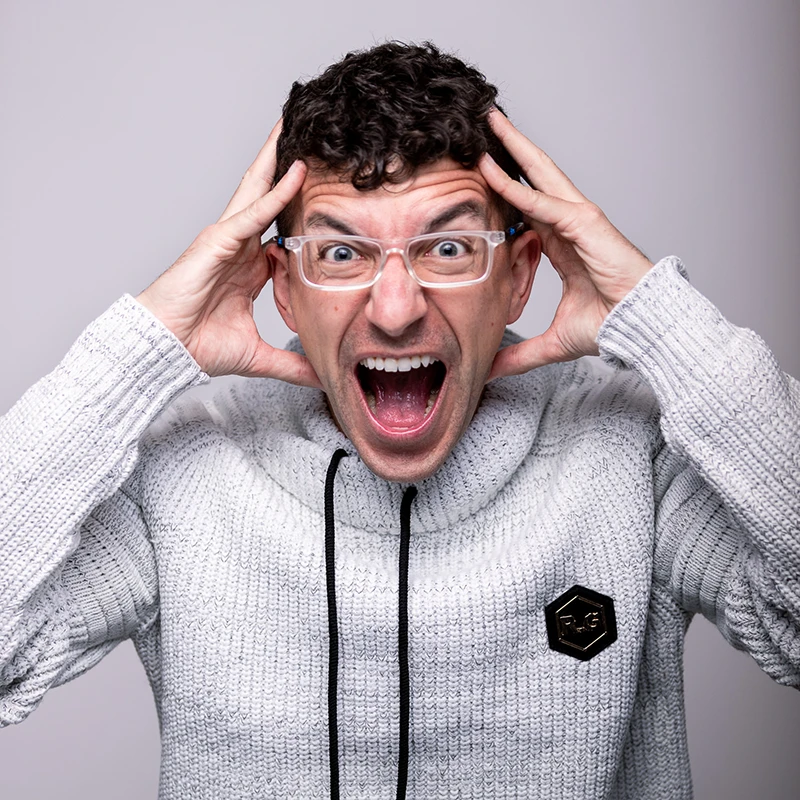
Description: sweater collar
xmin=246 ymin=331 xmax=565 ymax=534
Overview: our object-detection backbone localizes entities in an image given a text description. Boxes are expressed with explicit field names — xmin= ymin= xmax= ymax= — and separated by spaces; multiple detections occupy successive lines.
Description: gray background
xmin=1 ymin=0 xmax=798 ymax=797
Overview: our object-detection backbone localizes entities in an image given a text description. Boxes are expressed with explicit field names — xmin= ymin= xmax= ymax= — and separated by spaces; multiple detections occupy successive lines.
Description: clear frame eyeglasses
xmin=271 ymin=223 xmax=524 ymax=291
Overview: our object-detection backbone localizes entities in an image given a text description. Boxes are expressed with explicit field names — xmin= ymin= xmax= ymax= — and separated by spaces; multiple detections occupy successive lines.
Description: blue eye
xmin=321 ymin=245 xmax=357 ymax=262
xmin=434 ymin=240 xmax=467 ymax=258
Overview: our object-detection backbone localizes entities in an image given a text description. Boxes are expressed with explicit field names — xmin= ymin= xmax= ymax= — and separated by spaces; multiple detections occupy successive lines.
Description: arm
xmin=480 ymin=111 xmax=799 ymax=683
xmin=0 ymin=295 xmax=207 ymax=724
xmin=597 ymin=257 xmax=800 ymax=684
xmin=1 ymin=120 xmax=317 ymax=725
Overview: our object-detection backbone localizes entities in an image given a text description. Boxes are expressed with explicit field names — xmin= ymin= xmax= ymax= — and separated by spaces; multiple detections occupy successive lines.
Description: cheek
xmin=460 ymin=284 xmax=512 ymax=350
xmin=457 ymin=289 xmax=512 ymax=391
xmin=291 ymin=293 xmax=353 ymax=380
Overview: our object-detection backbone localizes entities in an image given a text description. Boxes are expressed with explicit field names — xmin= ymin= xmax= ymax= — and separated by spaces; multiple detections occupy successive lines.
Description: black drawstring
xmin=324 ymin=448 xmax=348 ymax=800
xmin=323 ymin=449 xmax=418 ymax=800
xmin=396 ymin=485 xmax=418 ymax=800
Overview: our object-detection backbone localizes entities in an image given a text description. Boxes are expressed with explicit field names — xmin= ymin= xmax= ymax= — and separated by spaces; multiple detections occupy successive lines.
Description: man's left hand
xmin=479 ymin=109 xmax=654 ymax=381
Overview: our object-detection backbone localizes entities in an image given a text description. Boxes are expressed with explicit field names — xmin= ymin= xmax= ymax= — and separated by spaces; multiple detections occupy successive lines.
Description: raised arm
xmin=598 ymin=258 xmax=800 ymax=684
xmin=0 ymin=295 xmax=206 ymax=724
xmin=480 ymin=109 xmax=800 ymax=682
xmin=1 ymin=121 xmax=314 ymax=724
xmin=135 ymin=119 xmax=319 ymax=385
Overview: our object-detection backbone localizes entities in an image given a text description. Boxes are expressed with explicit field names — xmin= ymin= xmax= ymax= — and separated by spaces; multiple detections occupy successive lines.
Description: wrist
xmin=134 ymin=288 xmax=193 ymax=351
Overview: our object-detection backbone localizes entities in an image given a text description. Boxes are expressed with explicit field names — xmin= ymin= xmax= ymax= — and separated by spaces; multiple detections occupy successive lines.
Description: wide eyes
xmin=320 ymin=244 xmax=359 ymax=262
xmin=318 ymin=239 xmax=470 ymax=259
xmin=317 ymin=238 xmax=472 ymax=260
xmin=430 ymin=240 xmax=468 ymax=258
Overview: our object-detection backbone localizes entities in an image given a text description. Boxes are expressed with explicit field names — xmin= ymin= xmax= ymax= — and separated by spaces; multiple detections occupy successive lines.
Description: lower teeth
xmin=425 ymin=387 xmax=439 ymax=415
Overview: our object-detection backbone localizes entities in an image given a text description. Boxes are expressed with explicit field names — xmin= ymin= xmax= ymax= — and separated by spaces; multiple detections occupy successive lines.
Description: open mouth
xmin=356 ymin=355 xmax=447 ymax=431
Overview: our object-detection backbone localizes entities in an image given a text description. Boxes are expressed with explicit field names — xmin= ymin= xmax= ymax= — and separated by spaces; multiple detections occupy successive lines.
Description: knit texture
xmin=1 ymin=256 xmax=798 ymax=798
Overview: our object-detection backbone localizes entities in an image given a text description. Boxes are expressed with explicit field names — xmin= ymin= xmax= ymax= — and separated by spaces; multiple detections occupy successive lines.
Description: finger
xmin=527 ymin=218 xmax=590 ymax=282
xmin=487 ymin=108 xmax=587 ymax=203
xmin=479 ymin=153 xmax=584 ymax=230
xmin=244 ymin=342 xmax=323 ymax=388
xmin=218 ymin=160 xmax=306 ymax=243
xmin=218 ymin=118 xmax=284 ymax=222
xmin=487 ymin=334 xmax=574 ymax=381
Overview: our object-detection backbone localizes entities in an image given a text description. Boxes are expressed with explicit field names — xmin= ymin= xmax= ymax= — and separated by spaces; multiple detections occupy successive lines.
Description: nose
xmin=364 ymin=250 xmax=428 ymax=338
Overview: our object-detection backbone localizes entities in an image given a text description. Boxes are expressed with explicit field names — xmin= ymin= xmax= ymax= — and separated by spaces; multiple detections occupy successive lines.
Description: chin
xmin=335 ymin=394 xmax=472 ymax=484
xmin=355 ymin=441 xmax=454 ymax=484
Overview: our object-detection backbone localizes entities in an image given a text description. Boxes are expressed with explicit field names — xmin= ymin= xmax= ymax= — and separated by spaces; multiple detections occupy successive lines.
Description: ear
xmin=266 ymin=240 xmax=299 ymax=333
xmin=505 ymin=228 xmax=541 ymax=324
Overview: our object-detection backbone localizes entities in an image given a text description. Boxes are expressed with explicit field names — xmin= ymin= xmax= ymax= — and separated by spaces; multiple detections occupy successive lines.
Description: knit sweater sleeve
xmin=0 ymin=294 xmax=208 ymax=725
xmin=596 ymin=256 xmax=800 ymax=687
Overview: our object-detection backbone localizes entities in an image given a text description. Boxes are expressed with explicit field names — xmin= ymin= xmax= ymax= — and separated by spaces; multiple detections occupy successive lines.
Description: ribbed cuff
xmin=596 ymin=256 xmax=740 ymax=408
xmin=61 ymin=292 xmax=209 ymax=420
xmin=598 ymin=256 xmax=800 ymax=573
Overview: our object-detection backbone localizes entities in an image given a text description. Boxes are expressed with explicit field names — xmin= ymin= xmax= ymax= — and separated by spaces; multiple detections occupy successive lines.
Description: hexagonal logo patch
xmin=545 ymin=585 xmax=617 ymax=661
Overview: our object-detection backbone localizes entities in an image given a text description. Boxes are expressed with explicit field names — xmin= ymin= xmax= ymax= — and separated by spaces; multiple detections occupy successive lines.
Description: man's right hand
xmin=136 ymin=121 xmax=320 ymax=387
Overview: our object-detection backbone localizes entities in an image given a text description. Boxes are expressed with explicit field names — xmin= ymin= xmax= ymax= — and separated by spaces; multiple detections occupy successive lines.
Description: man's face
xmin=270 ymin=157 xmax=540 ymax=483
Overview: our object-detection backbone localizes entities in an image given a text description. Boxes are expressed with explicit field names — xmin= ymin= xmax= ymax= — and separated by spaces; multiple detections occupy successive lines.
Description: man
xmin=1 ymin=41 xmax=797 ymax=799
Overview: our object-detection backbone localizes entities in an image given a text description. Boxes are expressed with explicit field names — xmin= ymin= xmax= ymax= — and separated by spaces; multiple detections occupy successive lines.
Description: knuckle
xmin=196 ymin=224 xmax=218 ymax=244
xmin=522 ymin=156 xmax=539 ymax=177
xmin=583 ymin=202 xmax=605 ymax=222
xmin=532 ymin=147 xmax=555 ymax=169
xmin=243 ymin=201 xmax=263 ymax=223
xmin=520 ymin=189 xmax=540 ymax=214
xmin=544 ymin=152 xmax=560 ymax=171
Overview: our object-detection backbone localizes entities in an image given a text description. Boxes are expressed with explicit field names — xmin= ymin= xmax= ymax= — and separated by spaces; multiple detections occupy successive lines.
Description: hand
xmin=136 ymin=121 xmax=321 ymax=387
xmin=478 ymin=109 xmax=653 ymax=381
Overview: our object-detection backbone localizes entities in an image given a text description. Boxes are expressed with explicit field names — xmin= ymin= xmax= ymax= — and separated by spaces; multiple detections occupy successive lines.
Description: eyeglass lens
xmin=301 ymin=235 xmax=491 ymax=287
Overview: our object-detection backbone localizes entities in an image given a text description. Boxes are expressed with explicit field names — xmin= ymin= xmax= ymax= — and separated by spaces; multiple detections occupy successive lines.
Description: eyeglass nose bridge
xmin=373 ymin=245 xmax=423 ymax=288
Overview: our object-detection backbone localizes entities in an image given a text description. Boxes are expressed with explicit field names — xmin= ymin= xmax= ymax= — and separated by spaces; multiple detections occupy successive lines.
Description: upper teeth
xmin=359 ymin=355 xmax=438 ymax=372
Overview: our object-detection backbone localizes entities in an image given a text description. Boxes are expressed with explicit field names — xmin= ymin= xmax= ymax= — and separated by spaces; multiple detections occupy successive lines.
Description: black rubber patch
xmin=545 ymin=584 xmax=617 ymax=661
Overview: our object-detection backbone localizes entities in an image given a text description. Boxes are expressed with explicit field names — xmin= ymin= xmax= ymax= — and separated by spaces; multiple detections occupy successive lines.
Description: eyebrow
xmin=421 ymin=200 xmax=490 ymax=234
xmin=304 ymin=213 xmax=359 ymax=236
xmin=302 ymin=200 xmax=491 ymax=238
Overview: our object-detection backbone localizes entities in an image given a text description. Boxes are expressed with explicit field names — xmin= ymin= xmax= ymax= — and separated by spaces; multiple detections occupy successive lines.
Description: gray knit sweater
xmin=1 ymin=256 xmax=798 ymax=799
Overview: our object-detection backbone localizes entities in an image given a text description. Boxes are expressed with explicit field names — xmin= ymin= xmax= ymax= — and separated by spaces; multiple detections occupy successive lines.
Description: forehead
xmin=294 ymin=157 xmax=497 ymax=237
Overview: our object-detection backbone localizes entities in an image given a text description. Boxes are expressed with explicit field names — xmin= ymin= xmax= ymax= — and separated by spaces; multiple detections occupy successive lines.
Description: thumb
xmin=243 ymin=340 xmax=323 ymax=388
xmin=487 ymin=333 xmax=572 ymax=382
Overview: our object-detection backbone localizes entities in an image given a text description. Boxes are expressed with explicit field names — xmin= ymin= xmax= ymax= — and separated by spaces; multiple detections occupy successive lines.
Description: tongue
xmin=366 ymin=367 xmax=438 ymax=428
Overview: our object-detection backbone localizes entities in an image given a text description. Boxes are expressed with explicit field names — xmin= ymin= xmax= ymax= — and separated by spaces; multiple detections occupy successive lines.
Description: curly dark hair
xmin=274 ymin=41 xmax=521 ymax=235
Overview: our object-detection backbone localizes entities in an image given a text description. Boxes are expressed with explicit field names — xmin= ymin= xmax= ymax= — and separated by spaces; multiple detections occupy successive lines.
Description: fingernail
xmin=481 ymin=153 xmax=496 ymax=166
